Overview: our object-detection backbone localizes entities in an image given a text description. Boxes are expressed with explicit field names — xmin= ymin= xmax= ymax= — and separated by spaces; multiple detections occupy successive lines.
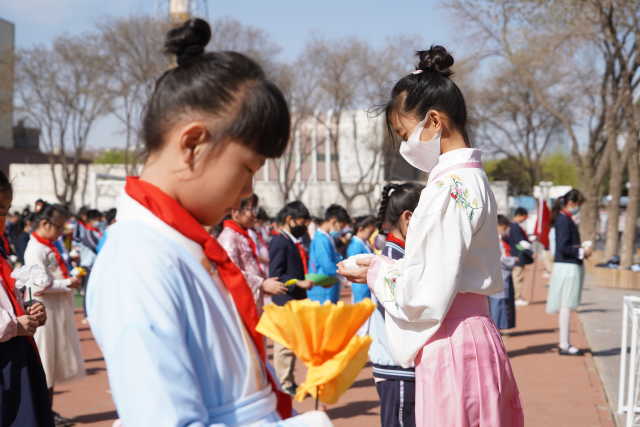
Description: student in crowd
xmin=307 ymin=204 xmax=351 ymax=304
xmin=507 ymin=207 xmax=533 ymax=306
xmin=219 ymin=194 xmax=286 ymax=312
xmin=268 ymin=201 xmax=314 ymax=396
xmin=95 ymin=208 xmax=117 ymax=253
xmin=371 ymin=182 xmax=423 ymax=427
xmin=547 ymin=189 xmax=590 ymax=356
xmin=340 ymin=45 xmax=523 ymax=426
xmin=346 ymin=215 xmax=377 ymax=303
xmin=490 ymin=214 xmax=517 ymax=331
xmin=24 ymin=204 xmax=84 ymax=426
xmin=87 ymin=18 xmax=329 ymax=425
xmin=0 ymin=170 xmax=53 ymax=427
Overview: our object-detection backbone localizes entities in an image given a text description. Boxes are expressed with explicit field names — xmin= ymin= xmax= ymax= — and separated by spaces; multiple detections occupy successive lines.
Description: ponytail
xmin=376 ymin=182 xmax=424 ymax=233
xmin=550 ymin=188 xmax=585 ymax=224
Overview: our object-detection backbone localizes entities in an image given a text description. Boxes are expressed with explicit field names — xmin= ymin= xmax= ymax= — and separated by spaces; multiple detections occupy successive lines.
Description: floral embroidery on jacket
xmin=446 ymin=174 xmax=480 ymax=221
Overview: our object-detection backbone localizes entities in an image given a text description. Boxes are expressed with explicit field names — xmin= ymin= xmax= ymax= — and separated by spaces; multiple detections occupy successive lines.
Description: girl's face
xmin=231 ymin=202 xmax=257 ymax=229
xmin=358 ymin=225 xmax=376 ymax=242
xmin=391 ymin=110 xmax=443 ymax=143
xmin=398 ymin=210 xmax=413 ymax=240
xmin=0 ymin=191 xmax=12 ymax=234
xmin=146 ymin=121 xmax=266 ymax=227
xmin=38 ymin=213 xmax=66 ymax=241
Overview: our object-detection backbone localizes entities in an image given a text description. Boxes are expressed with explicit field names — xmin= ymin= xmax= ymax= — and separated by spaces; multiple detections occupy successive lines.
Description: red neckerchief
xmin=31 ymin=233 xmax=70 ymax=279
xmin=269 ymin=229 xmax=279 ymax=237
xmin=561 ymin=209 xmax=573 ymax=219
xmin=385 ymin=233 xmax=405 ymax=249
xmin=254 ymin=228 xmax=267 ymax=248
xmin=281 ymin=230 xmax=309 ymax=274
xmin=501 ymin=238 xmax=512 ymax=256
xmin=79 ymin=220 xmax=102 ymax=236
xmin=0 ymin=254 xmax=40 ymax=355
xmin=125 ymin=177 xmax=292 ymax=419
xmin=223 ymin=220 xmax=265 ymax=276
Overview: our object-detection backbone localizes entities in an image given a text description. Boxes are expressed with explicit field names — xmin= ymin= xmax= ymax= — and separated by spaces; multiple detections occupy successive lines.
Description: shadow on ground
xmin=73 ymin=410 xmax=118 ymax=423
xmin=327 ymin=400 xmax=379 ymax=419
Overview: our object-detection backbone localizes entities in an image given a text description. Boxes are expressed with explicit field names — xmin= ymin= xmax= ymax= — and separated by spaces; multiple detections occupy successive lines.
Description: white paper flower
xmin=11 ymin=264 xmax=50 ymax=295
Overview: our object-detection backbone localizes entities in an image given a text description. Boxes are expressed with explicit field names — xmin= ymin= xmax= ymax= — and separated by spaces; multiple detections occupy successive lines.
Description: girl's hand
xmin=27 ymin=302 xmax=47 ymax=326
xmin=338 ymin=257 xmax=373 ymax=284
xmin=17 ymin=315 xmax=38 ymax=336
xmin=262 ymin=278 xmax=287 ymax=295
xmin=296 ymin=280 xmax=313 ymax=290
xmin=67 ymin=277 xmax=82 ymax=289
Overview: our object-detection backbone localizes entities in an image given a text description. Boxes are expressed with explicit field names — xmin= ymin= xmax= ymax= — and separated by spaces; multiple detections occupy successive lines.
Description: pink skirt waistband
xmin=445 ymin=293 xmax=489 ymax=320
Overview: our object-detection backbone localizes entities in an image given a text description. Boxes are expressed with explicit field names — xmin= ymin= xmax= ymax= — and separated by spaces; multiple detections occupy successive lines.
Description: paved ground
xmin=53 ymin=263 xmax=616 ymax=426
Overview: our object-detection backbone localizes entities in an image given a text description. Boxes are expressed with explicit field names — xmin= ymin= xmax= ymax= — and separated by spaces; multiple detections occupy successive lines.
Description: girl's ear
xmin=178 ymin=121 xmax=210 ymax=170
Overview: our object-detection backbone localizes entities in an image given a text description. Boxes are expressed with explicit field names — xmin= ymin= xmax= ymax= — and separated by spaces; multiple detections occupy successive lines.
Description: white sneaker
xmin=515 ymin=299 xmax=529 ymax=306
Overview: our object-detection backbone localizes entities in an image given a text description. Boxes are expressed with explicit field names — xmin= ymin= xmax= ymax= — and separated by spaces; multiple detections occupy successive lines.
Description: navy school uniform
xmin=268 ymin=231 xmax=307 ymax=306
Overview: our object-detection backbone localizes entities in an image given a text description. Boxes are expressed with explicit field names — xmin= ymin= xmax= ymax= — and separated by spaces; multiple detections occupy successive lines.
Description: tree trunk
xmin=604 ymin=152 xmax=624 ymax=260
xmin=578 ymin=169 xmax=601 ymax=244
xmin=621 ymin=148 xmax=639 ymax=268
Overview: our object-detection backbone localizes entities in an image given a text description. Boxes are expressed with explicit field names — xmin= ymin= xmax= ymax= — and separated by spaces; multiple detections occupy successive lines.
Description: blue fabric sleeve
xmin=310 ymin=234 xmax=338 ymax=276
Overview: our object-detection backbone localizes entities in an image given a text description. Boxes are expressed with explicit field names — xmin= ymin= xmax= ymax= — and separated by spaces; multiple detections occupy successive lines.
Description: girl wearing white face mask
xmin=547 ymin=189 xmax=590 ymax=355
xmin=339 ymin=45 xmax=523 ymax=426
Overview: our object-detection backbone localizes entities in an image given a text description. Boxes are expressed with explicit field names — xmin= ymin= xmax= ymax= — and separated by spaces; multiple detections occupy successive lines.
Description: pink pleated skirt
xmin=415 ymin=293 xmax=524 ymax=427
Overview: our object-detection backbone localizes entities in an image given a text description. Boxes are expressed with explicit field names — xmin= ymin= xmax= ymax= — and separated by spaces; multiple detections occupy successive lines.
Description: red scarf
xmin=223 ymin=220 xmax=265 ymax=275
xmin=501 ymin=238 xmax=512 ymax=256
xmin=79 ymin=220 xmax=102 ymax=236
xmin=125 ymin=177 xmax=292 ymax=419
xmin=561 ymin=209 xmax=574 ymax=219
xmin=31 ymin=233 xmax=70 ymax=279
xmin=386 ymin=233 xmax=405 ymax=249
xmin=295 ymin=242 xmax=309 ymax=275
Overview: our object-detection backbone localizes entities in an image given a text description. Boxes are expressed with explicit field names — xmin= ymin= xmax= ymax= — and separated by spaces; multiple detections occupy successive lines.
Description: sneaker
xmin=53 ymin=411 xmax=75 ymax=426
xmin=515 ymin=299 xmax=529 ymax=306
xmin=558 ymin=346 xmax=584 ymax=356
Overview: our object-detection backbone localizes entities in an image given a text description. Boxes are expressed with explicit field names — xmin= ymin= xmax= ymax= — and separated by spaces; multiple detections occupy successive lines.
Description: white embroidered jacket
xmin=368 ymin=148 xmax=502 ymax=367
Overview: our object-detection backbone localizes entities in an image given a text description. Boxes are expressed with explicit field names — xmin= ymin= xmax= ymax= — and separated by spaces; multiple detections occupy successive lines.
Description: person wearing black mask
xmin=268 ymin=201 xmax=314 ymax=396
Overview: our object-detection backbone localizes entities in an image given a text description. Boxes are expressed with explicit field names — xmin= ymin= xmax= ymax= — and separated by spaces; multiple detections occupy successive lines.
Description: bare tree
xmin=472 ymin=65 xmax=566 ymax=193
xmin=446 ymin=0 xmax=634 ymax=242
xmin=99 ymin=16 xmax=171 ymax=174
xmin=15 ymin=35 xmax=112 ymax=207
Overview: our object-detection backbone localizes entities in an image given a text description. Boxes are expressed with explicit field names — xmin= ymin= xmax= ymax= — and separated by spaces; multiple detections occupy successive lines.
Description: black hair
xmin=376 ymin=183 xmax=424 ymax=233
xmin=36 ymin=204 xmax=70 ymax=227
xmin=384 ymin=45 xmax=469 ymax=145
xmin=354 ymin=215 xmax=377 ymax=234
xmin=0 ymin=171 xmax=11 ymax=195
xmin=143 ymin=18 xmax=290 ymax=158
xmin=276 ymin=201 xmax=311 ymax=224
xmin=551 ymin=189 xmax=585 ymax=223
xmin=239 ymin=194 xmax=258 ymax=210
xmin=324 ymin=204 xmax=351 ymax=224
xmin=514 ymin=207 xmax=528 ymax=217
xmin=35 ymin=198 xmax=44 ymax=205
xmin=497 ymin=214 xmax=510 ymax=227
xmin=86 ymin=209 xmax=102 ymax=222
xmin=256 ymin=207 xmax=270 ymax=222
xmin=105 ymin=208 xmax=117 ymax=225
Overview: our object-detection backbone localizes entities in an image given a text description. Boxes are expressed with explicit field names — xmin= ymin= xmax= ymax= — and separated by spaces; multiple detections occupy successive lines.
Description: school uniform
xmin=506 ymin=221 xmax=530 ymax=301
xmin=367 ymin=148 xmax=523 ymax=426
xmin=546 ymin=212 xmax=584 ymax=313
xmin=489 ymin=239 xmax=517 ymax=329
xmin=87 ymin=178 xmax=330 ymax=426
xmin=24 ymin=234 xmax=85 ymax=389
xmin=307 ymin=230 xmax=342 ymax=303
xmin=219 ymin=221 xmax=267 ymax=312
xmin=370 ymin=234 xmax=415 ymax=427
xmin=0 ymin=252 xmax=53 ymax=427
xmin=347 ymin=236 xmax=373 ymax=303
xmin=268 ymin=231 xmax=307 ymax=391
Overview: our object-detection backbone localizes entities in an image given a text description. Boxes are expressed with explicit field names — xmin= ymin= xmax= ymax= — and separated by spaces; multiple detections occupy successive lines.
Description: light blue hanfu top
xmin=87 ymin=194 xmax=331 ymax=427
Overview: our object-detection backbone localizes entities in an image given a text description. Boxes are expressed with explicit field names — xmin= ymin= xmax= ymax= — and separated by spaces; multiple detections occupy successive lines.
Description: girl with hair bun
xmin=547 ymin=188 xmax=589 ymax=355
xmin=87 ymin=18 xmax=329 ymax=427
xmin=340 ymin=45 xmax=523 ymax=426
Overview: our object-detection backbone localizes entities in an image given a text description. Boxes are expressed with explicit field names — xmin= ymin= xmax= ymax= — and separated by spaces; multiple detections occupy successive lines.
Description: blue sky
xmin=1 ymin=0 xmax=457 ymax=148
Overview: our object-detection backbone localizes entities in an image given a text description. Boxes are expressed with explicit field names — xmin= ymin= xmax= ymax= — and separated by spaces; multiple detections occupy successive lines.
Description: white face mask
xmin=399 ymin=115 xmax=441 ymax=173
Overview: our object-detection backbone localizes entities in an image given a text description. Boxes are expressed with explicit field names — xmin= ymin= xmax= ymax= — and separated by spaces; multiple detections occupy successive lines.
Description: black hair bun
xmin=165 ymin=18 xmax=212 ymax=66
xmin=416 ymin=45 xmax=454 ymax=78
